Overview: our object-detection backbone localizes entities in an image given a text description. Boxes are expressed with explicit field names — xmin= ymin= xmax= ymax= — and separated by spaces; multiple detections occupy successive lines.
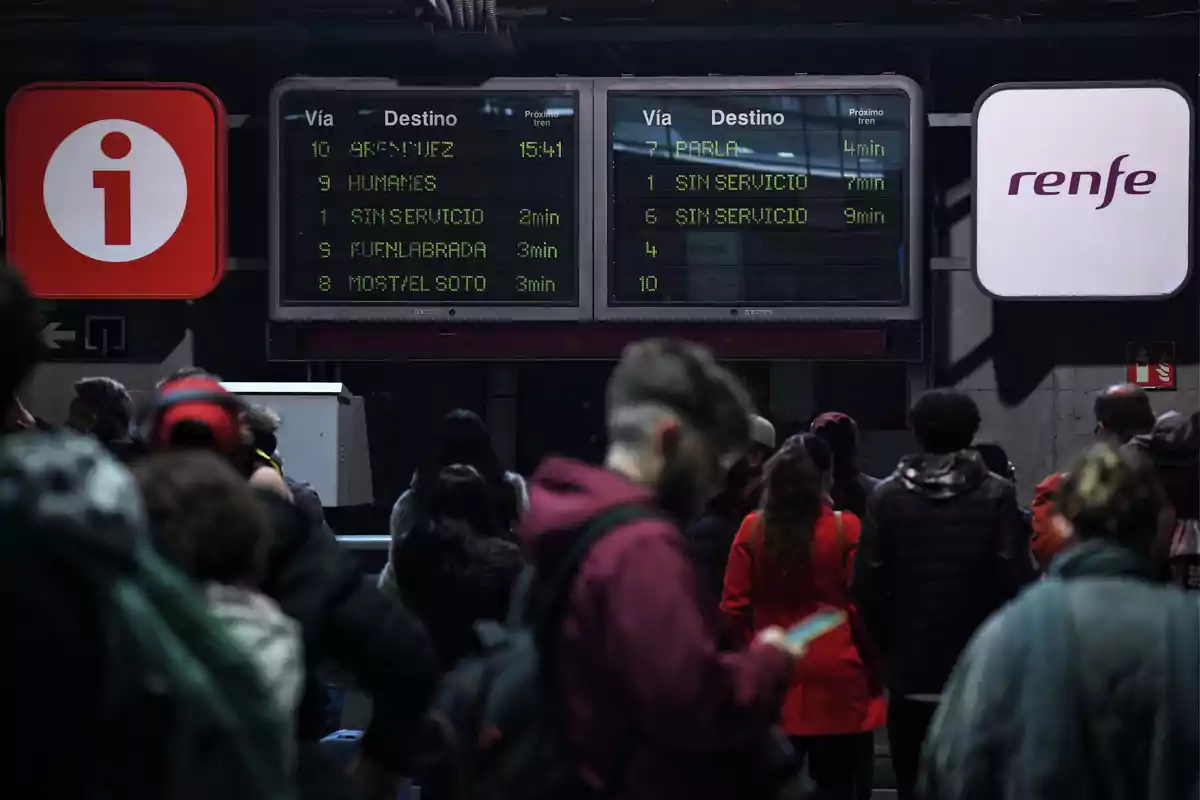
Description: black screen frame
xmin=268 ymin=76 xmax=594 ymax=322
xmin=593 ymin=75 xmax=924 ymax=322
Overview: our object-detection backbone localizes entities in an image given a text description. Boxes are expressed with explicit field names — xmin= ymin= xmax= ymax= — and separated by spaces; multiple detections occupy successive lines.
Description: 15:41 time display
xmin=519 ymin=140 xmax=564 ymax=158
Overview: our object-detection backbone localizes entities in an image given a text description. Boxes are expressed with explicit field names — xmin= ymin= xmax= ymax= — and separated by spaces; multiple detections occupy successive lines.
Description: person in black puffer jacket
xmin=391 ymin=464 xmax=524 ymax=666
xmin=851 ymin=389 xmax=1035 ymax=800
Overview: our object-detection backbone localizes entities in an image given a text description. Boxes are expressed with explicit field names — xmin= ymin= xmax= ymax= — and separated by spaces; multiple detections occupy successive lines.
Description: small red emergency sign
xmin=1126 ymin=342 xmax=1176 ymax=391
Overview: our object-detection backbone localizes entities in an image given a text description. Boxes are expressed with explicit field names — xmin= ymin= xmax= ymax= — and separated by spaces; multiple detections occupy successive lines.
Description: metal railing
xmin=336 ymin=535 xmax=391 ymax=550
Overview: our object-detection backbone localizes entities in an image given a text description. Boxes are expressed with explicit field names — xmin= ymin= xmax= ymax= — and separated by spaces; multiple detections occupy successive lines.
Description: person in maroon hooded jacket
xmin=521 ymin=338 xmax=803 ymax=800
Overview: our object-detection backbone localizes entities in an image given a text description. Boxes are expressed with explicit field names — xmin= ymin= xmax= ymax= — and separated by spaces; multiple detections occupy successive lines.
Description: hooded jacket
xmin=379 ymin=470 xmax=529 ymax=592
xmin=391 ymin=517 xmax=524 ymax=666
xmin=851 ymin=450 xmax=1035 ymax=696
xmin=521 ymin=457 xmax=795 ymax=800
xmin=921 ymin=540 xmax=1200 ymax=800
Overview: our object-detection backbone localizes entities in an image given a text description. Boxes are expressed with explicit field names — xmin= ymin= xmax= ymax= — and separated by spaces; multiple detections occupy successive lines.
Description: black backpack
xmin=416 ymin=504 xmax=657 ymax=800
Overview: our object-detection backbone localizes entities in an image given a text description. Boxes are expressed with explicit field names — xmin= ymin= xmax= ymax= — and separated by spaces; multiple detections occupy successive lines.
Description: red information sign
xmin=5 ymin=82 xmax=227 ymax=299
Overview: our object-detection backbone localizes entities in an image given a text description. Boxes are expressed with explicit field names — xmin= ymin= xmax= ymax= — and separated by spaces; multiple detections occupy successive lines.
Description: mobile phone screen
xmin=782 ymin=610 xmax=847 ymax=650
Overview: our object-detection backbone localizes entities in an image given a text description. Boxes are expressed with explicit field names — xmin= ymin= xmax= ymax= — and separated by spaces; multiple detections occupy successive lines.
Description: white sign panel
xmin=973 ymin=83 xmax=1193 ymax=299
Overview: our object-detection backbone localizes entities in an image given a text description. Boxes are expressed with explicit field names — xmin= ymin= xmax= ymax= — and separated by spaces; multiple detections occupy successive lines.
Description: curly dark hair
xmin=910 ymin=389 xmax=981 ymax=455
xmin=1057 ymin=442 xmax=1166 ymax=553
xmin=133 ymin=450 xmax=272 ymax=585
xmin=73 ymin=377 xmax=133 ymax=443
xmin=760 ymin=434 xmax=831 ymax=576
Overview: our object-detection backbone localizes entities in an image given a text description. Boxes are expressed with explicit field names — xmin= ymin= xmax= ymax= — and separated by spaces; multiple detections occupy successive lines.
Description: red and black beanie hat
xmin=146 ymin=375 xmax=244 ymax=454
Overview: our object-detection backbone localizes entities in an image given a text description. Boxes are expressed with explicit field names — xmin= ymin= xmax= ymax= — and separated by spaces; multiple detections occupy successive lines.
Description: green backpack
xmin=0 ymin=432 xmax=294 ymax=800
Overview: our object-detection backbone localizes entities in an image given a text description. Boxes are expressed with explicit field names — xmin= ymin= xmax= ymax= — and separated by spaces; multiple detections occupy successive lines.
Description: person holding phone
xmin=722 ymin=434 xmax=886 ymax=800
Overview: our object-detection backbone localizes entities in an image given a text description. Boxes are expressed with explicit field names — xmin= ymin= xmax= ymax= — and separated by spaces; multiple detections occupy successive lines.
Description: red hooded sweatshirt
xmin=521 ymin=457 xmax=795 ymax=800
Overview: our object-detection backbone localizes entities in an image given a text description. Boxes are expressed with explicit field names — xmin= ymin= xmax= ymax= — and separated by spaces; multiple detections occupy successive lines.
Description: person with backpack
xmin=0 ymin=262 xmax=293 ymax=799
xmin=420 ymin=340 xmax=808 ymax=800
xmin=391 ymin=463 xmax=525 ymax=665
xmin=921 ymin=442 xmax=1200 ymax=800
xmin=722 ymin=434 xmax=886 ymax=800
xmin=381 ymin=409 xmax=528 ymax=593
xmin=142 ymin=374 xmax=440 ymax=800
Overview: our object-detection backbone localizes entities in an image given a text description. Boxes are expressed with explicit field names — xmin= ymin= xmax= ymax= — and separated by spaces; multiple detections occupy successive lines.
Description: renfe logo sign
xmin=973 ymin=83 xmax=1193 ymax=299
xmin=1007 ymin=154 xmax=1155 ymax=210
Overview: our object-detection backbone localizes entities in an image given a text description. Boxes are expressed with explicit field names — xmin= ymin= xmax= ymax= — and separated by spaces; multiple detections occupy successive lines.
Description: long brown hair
xmin=760 ymin=434 xmax=831 ymax=576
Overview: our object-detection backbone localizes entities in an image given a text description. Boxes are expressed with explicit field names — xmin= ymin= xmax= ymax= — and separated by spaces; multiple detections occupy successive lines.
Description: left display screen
xmin=270 ymin=79 xmax=587 ymax=321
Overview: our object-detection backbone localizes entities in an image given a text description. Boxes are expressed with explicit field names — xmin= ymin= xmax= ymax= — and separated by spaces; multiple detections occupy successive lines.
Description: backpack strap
xmin=833 ymin=510 xmax=848 ymax=575
xmin=525 ymin=504 xmax=661 ymax=635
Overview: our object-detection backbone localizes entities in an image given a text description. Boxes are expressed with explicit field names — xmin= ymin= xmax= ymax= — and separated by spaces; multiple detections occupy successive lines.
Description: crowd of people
xmin=2 ymin=258 xmax=1198 ymax=800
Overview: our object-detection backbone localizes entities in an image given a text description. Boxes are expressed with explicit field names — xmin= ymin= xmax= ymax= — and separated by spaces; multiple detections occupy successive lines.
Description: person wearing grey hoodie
xmin=379 ymin=409 xmax=528 ymax=592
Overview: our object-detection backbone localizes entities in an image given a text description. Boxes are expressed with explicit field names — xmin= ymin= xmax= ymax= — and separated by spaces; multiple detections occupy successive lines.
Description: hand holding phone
xmin=777 ymin=610 xmax=847 ymax=657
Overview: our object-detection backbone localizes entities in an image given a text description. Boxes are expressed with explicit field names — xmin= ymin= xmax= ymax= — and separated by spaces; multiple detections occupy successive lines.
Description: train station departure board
xmin=269 ymin=78 xmax=593 ymax=321
xmin=595 ymin=77 xmax=923 ymax=321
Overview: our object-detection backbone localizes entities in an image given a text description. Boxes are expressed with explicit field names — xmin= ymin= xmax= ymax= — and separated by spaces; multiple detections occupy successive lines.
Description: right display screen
xmin=607 ymin=87 xmax=914 ymax=313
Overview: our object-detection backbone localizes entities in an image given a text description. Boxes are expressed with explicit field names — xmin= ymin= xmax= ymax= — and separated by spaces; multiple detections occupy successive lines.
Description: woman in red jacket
xmin=721 ymin=433 xmax=886 ymax=800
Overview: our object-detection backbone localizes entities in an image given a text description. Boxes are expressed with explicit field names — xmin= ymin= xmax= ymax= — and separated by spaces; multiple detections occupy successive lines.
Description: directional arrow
xmin=42 ymin=321 xmax=77 ymax=350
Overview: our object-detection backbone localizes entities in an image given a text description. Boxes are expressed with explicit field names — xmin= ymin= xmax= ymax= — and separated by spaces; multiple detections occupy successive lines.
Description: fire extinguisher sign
xmin=1126 ymin=341 xmax=1176 ymax=391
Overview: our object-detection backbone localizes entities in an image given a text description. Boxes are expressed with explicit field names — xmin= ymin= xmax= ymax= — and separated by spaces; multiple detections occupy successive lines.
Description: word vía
xmin=1007 ymin=154 xmax=1155 ymax=210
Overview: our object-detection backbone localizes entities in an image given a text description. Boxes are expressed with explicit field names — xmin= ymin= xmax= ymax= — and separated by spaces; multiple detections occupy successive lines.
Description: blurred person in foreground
xmin=392 ymin=463 xmax=524 ymax=665
xmin=685 ymin=413 xmax=776 ymax=608
xmin=520 ymin=338 xmax=805 ymax=800
xmin=852 ymin=388 xmax=1035 ymax=800
xmin=722 ymin=434 xmax=886 ymax=800
xmin=380 ymin=408 xmax=528 ymax=591
xmin=921 ymin=442 xmax=1199 ymax=800
xmin=1030 ymin=384 xmax=1156 ymax=570
xmin=809 ymin=413 xmax=879 ymax=519
xmin=1 ymin=262 xmax=47 ymax=436
xmin=134 ymin=450 xmax=304 ymax=726
xmin=0 ymin=263 xmax=292 ymax=798
xmin=66 ymin=376 xmax=140 ymax=461
xmin=144 ymin=373 xmax=440 ymax=800
xmin=1125 ymin=410 xmax=1200 ymax=589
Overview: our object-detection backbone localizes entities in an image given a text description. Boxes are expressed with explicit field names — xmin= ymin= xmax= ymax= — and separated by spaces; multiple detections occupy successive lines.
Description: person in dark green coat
xmin=921 ymin=442 xmax=1199 ymax=800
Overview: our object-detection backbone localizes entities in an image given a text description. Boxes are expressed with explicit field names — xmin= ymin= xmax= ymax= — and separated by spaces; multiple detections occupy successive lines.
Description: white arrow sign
xmin=42 ymin=321 xmax=77 ymax=350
